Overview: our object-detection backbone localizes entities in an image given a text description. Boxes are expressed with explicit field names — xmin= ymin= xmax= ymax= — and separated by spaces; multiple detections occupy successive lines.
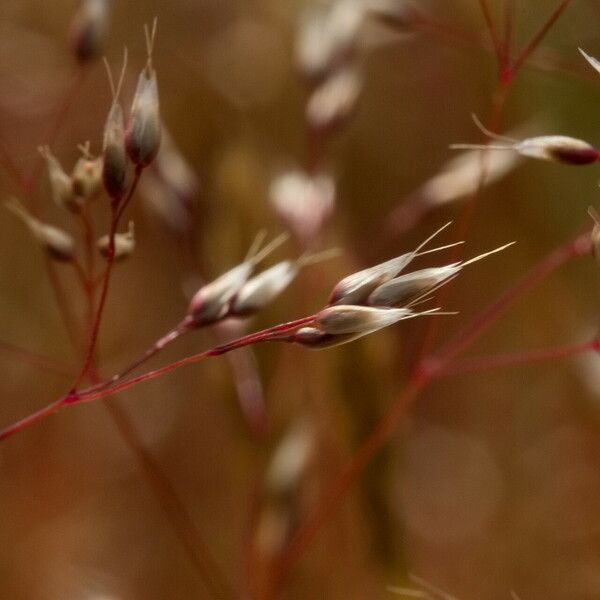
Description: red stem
xmin=72 ymin=167 xmax=142 ymax=388
xmin=0 ymin=339 xmax=73 ymax=377
xmin=268 ymin=228 xmax=593 ymax=596
xmin=434 ymin=337 xmax=599 ymax=378
xmin=25 ymin=67 xmax=87 ymax=203
xmin=478 ymin=0 xmax=503 ymax=64
xmin=76 ymin=315 xmax=317 ymax=403
xmin=428 ymin=229 xmax=592 ymax=371
xmin=97 ymin=384 xmax=235 ymax=600
xmin=510 ymin=0 xmax=574 ymax=75
xmin=0 ymin=314 xmax=317 ymax=441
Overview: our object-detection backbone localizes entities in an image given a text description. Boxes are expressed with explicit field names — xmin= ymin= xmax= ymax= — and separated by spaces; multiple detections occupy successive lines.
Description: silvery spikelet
xmin=290 ymin=326 xmax=365 ymax=350
xmin=269 ymin=169 xmax=336 ymax=245
xmin=306 ymin=66 xmax=362 ymax=133
xmin=97 ymin=221 xmax=135 ymax=261
xmin=126 ymin=20 xmax=161 ymax=167
xmin=187 ymin=233 xmax=288 ymax=327
xmin=315 ymin=305 xmax=414 ymax=335
xmin=70 ymin=0 xmax=110 ymax=63
xmin=38 ymin=146 xmax=80 ymax=212
xmin=102 ymin=51 xmax=129 ymax=201
xmin=451 ymin=115 xmax=599 ymax=166
xmin=328 ymin=222 xmax=458 ymax=305
xmin=231 ymin=250 xmax=338 ymax=317
xmin=5 ymin=198 xmax=75 ymax=262
xmin=368 ymin=243 xmax=515 ymax=307
xmin=71 ymin=146 xmax=103 ymax=200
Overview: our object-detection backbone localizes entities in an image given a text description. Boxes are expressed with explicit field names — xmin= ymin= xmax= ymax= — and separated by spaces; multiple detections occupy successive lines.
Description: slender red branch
xmin=0 ymin=314 xmax=316 ymax=441
xmin=268 ymin=227 xmax=593 ymax=596
xmin=502 ymin=0 xmax=516 ymax=67
xmin=0 ymin=398 xmax=65 ymax=441
xmin=76 ymin=315 xmax=317 ymax=403
xmin=25 ymin=67 xmax=88 ymax=202
xmin=0 ymin=339 xmax=73 ymax=377
xmin=45 ymin=255 xmax=83 ymax=349
xmin=434 ymin=337 xmax=599 ymax=378
xmin=478 ymin=0 xmax=503 ymax=64
xmin=99 ymin=393 xmax=235 ymax=599
xmin=72 ymin=167 xmax=142 ymax=388
xmin=427 ymin=230 xmax=592 ymax=371
xmin=511 ymin=0 xmax=574 ymax=75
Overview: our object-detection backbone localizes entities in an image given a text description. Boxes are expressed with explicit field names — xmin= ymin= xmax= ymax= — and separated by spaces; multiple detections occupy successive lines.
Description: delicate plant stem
xmin=479 ymin=0 xmax=503 ymax=63
xmin=0 ymin=398 xmax=65 ymax=441
xmin=0 ymin=339 xmax=73 ymax=377
xmin=72 ymin=166 xmax=142 ymax=388
xmin=45 ymin=255 xmax=83 ymax=350
xmin=26 ymin=67 xmax=88 ymax=202
xmin=104 ymin=319 xmax=191 ymax=388
xmin=511 ymin=0 xmax=574 ymax=75
xmin=268 ymin=228 xmax=593 ymax=596
xmin=428 ymin=229 xmax=592 ymax=370
xmin=76 ymin=315 xmax=317 ymax=403
xmin=503 ymin=0 xmax=516 ymax=67
xmin=98 ymin=389 xmax=235 ymax=600
xmin=0 ymin=315 xmax=317 ymax=440
xmin=434 ymin=337 xmax=600 ymax=378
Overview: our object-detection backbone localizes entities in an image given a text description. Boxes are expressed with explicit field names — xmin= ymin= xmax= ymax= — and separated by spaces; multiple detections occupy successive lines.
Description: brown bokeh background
xmin=1 ymin=1 xmax=600 ymax=598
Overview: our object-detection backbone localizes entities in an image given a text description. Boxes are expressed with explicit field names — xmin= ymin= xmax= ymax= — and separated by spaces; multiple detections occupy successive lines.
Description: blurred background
xmin=1 ymin=0 xmax=600 ymax=598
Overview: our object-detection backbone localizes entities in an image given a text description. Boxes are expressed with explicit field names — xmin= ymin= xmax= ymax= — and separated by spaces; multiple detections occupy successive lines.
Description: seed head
xmin=451 ymin=114 xmax=599 ymax=165
xmin=71 ymin=143 xmax=103 ymax=200
xmin=364 ymin=0 xmax=421 ymax=30
xmin=231 ymin=249 xmax=339 ymax=317
xmin=38 ymin=146 xmax=80 ymax=212
xmin=5 ymin=197 xmax=75 ymax=262
xmin=97 ymin=221 xmax=135 ymax=261
xmin=295 ymin=0 xmax=365 ymax=81
xmin=102 ymin=51 xmax=129 ymax=201
xmin=187 ymin=232 xmax=288 ymax=327
xmin=289 ymin=326 xmax=365 ymax=350
xmin=269 ymin=169 xmax=336 ymax=246
xmin=328 ymin=222 xmax=459 ymax=305
xmin=126 ymin=20 xmax=161 ymax=168
xmin=316 ymin=304 xmax=414 ymax=334
xmin=368 ymin=264 xmax=461 ymax=307
xmin=69 ymin=0 xmax=110 ymax=63
xmin=368 ymin=243 xmax=514 ymax=308
xmin=580 ymin=48 xmax=600 ymax=77
xmin=306 ymin=66 xmax=362 ymax=133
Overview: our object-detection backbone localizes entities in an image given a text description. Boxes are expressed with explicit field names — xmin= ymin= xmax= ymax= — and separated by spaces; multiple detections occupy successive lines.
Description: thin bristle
xmin=296 ymin=247 xmax=341 ymax=267
xmin=408 ymin=574 xmax=462 ymax=600
xmin=414 ymin=240 xmax=464 ymax=258
xmin=103 ymin=48 xmax=128 ymax=104
xmin=471 ymin=113 xmax=517 ymax=144
xmin=449 ymin=143 xmax=513 ymax=151
xmin=461 ymin=241 xmax=515 ymax=267
xmin=412 ymin=221 xmax=453 ymax=255
xmin=405 ymin=273 xmax=460 ymax=308
xmin=244 ymin=229 xmax=267 ymax=262
xmin=144 ymin=17 xmax=158 ymax=67
xmin=588 ymin=206 xmax=600 ymax=225
xmin=115 ymin=47 xmax=128 ymax=100
xmin=250 ymin=232 xmax=290 ymax=266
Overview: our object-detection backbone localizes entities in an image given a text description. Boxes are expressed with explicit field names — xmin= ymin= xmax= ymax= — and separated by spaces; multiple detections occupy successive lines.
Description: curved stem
xmin=268 ymin=228 xmax=593 ymax=597
xmin=511 ymin=0 xmax=574 ymax=75
xmin=434 ymin=337 xmax=599 ymax=378
xmin=72 ymin=167 xmax=143 ymax=388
